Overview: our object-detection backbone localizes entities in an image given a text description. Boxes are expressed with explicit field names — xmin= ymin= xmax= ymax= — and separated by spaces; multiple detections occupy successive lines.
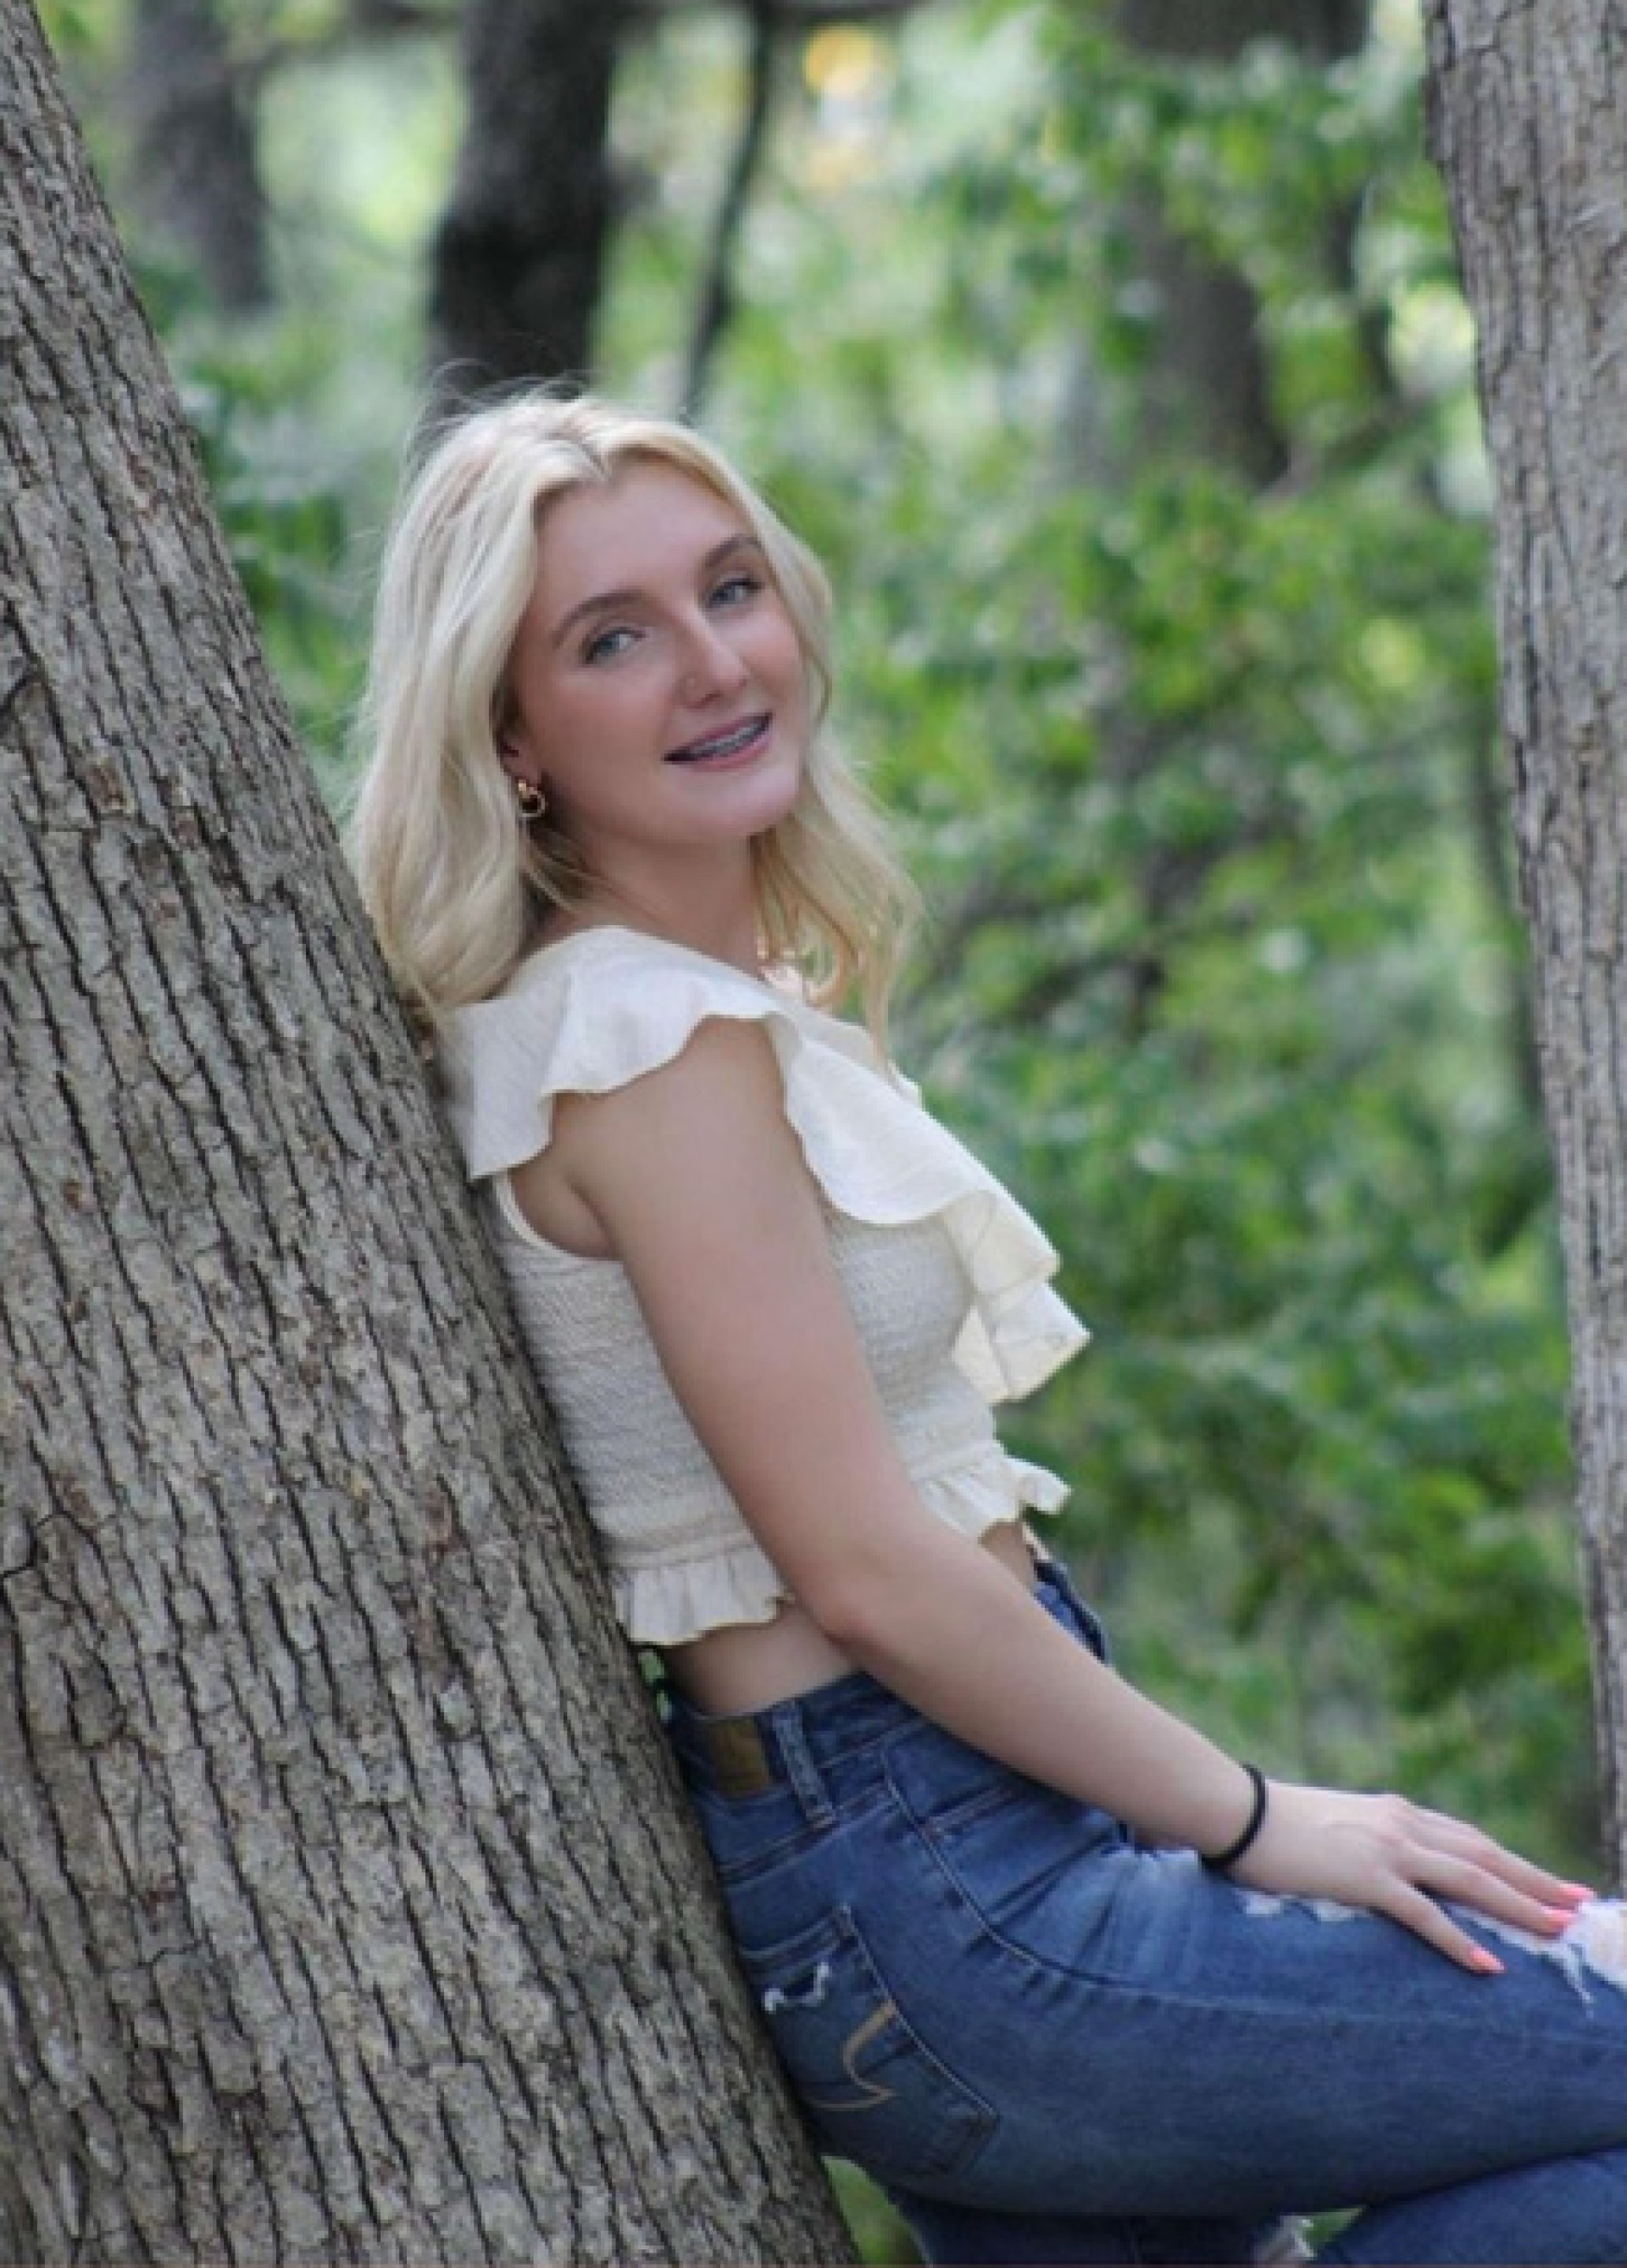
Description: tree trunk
xmin=1424 ymin=0 xmax=1627 ymax=1886
xmin=123 ymin=0 xmax=272 ymax=313
xmin=0 ymin=5 xmax=858 ymax=2259
xmin=427 ymin=0 xmax=624 ymax=394
xmin=1069 ymin=0 xmax=1370 ymax=485
xmin=1041 ymin=0 xmax=1371 ymax=1035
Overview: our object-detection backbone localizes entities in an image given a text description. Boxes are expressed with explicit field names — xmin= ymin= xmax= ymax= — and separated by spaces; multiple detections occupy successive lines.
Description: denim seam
xmin=713 ymin=1781 xmax=893 ymax=1886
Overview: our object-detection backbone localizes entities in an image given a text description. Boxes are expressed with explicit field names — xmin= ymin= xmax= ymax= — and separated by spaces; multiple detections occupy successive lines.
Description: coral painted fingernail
xmin=1561 ymin=1883 xmax=1597 ymax=1904
xmin=1470 ymin=1949 xmax=1505 ymax=1977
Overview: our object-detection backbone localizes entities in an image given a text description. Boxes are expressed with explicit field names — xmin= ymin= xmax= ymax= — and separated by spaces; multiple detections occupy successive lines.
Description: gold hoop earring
xmin=514 ymin=779 xmax=547 ymax=823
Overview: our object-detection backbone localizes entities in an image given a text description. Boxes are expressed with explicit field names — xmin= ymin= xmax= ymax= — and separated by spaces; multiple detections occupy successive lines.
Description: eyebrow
xmin=548 ymin=533 xmax=767 ymax=650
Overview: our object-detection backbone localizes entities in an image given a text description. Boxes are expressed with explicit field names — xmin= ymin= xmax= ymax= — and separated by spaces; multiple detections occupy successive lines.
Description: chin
xmin=719 ymin=754 xmax=805 ymax=840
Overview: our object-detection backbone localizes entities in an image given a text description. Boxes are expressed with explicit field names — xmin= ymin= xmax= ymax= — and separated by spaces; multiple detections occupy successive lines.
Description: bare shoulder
xmin=557 ymin=1012 xmax=809 ymax=1245
xmin=507 ymin=1010 xmax=790 ymax=1256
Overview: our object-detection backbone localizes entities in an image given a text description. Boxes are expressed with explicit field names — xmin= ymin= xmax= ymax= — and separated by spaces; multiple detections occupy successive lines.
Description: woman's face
xmin=501 ymin=461 xmax=809 ymax=896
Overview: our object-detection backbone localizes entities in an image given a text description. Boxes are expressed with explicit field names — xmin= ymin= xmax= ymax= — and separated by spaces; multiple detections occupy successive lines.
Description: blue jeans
xmin=664 ymin=1559 xmax=1627 ymax=2265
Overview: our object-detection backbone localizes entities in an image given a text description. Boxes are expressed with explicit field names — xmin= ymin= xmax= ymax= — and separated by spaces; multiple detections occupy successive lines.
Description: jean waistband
xmin=665 ymin=1556 xmax=1097 ymax=1802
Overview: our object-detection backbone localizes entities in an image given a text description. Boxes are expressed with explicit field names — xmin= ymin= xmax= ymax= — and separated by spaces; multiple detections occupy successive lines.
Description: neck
xmin=554 ymin=852 xmax=763 ymax=976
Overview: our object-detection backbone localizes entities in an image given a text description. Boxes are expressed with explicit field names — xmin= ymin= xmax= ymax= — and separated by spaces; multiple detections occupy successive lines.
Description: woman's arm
xmin=548 ymin=1018 xmax=1589 ymax=1966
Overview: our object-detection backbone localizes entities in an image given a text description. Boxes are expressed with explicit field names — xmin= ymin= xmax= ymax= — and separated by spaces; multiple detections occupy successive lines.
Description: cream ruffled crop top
xmin=437 ymin=928 xmax=1088 ymax=1645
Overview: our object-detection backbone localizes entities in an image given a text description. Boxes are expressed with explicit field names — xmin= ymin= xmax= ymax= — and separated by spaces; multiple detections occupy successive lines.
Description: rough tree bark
xmin=0 ymin=4 xmax=858 ymax=2259
xmin=1424 ymin=0 xmax=1627 ymax=1885
xmin=427 ymin=0 xmax=625 ymax=393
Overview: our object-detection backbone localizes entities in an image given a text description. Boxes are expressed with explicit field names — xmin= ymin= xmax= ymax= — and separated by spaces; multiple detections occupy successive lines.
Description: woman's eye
xmin=709 ymin=573 xmax=762 ymax=610
xmin=582 ymin=624 xmax=637 ymax=665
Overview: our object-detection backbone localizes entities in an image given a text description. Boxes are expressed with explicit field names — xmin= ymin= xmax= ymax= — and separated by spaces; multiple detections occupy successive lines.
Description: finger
xmin=1381 ymin=1883 xmax=1505 ymax=1975
xmin=1486 ymin=1850 xmax=1593 ymax=1905
xmin=1413 ymin=1852 xmax=1584 ymax=1941
xmin=1410 ymin=1811 xmax=1593 ymax=1905
xmin=1447 ymin=1844 xmax=1591 ymax=1914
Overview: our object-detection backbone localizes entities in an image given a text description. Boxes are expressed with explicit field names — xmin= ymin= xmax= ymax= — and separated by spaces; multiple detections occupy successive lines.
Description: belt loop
xmin=772 ymin=1702 xmax=835 ymax=1827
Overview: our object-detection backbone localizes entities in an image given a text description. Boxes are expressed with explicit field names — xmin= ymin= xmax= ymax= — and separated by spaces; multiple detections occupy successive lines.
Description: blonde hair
xmin=348 ymin=390 xmax=917 ymax=1039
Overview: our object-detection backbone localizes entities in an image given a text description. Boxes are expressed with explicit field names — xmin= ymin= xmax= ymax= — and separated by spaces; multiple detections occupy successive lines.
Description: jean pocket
xmin=736 ymin=1905 xmax=996 ymax=2186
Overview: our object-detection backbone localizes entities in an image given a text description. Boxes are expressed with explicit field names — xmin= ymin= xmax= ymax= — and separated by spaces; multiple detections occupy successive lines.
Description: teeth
xmin=671 ymin=718 xmax=763 ymax=762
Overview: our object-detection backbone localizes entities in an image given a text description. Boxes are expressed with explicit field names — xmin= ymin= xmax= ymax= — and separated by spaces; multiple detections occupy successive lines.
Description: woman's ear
xmin=496 ymin=734 xmax=542 ymax=790
xmin=496 ymin=733 xmax=550 ymax=824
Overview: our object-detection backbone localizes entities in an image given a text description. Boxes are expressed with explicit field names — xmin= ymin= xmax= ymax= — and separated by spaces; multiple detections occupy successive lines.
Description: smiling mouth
xmin=664 ymin=714 xmax=771 ymax=766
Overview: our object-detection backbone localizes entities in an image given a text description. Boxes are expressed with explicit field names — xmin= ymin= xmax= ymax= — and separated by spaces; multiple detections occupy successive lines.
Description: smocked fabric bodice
xmin=437 ymin=927 xmax=1088 ymax=1644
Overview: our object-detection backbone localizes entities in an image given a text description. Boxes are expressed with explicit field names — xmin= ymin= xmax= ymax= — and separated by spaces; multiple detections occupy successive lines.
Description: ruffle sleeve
xmin=437 ymin=928 xmax=1088 ymax=1406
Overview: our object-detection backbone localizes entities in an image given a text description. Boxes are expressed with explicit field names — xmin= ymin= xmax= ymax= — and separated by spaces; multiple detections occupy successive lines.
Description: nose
xmin=678 ymin=613 xmax=750 ymax=702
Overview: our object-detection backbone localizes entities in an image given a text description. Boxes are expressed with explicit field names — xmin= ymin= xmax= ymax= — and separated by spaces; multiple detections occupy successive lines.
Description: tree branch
xmin=679 ymin=0 xmax=780 ymax=413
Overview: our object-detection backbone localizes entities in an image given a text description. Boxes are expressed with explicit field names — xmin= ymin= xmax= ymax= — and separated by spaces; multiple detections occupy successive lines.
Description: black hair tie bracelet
xmin=1200 ymin=1763 xmax=1269 ymax=1872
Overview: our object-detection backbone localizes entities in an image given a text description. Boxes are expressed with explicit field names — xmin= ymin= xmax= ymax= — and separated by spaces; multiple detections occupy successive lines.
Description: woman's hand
xmin=1226 ymin=1782 xmax=1594 ymax=1971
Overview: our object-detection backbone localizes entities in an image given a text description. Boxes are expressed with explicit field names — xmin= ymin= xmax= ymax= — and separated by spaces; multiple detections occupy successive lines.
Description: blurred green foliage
xmin=45 ymin=0 xmax=1598 ymax=2244
xmin=57 ymin=0 xmax=1593 ymax=1880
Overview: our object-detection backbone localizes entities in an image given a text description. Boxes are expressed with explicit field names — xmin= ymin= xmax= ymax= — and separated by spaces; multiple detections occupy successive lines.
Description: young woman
xmin=352 ymin=390 xmax=1627 ymax=2265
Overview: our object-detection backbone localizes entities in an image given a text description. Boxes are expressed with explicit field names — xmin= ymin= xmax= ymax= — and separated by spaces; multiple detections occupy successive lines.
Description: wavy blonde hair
xmin=348 ymin=390 xmax=917 ymax=1039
